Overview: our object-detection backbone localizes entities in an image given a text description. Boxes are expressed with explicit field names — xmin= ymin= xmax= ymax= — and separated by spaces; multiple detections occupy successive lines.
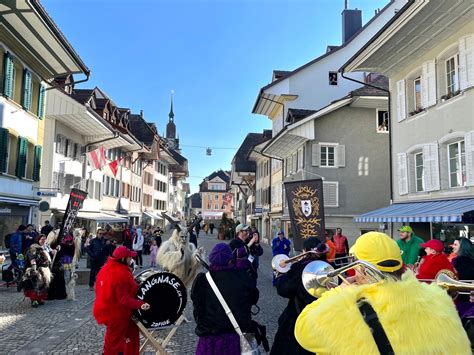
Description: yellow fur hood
xmin=295 ymin=271 xmax=470 ymax=354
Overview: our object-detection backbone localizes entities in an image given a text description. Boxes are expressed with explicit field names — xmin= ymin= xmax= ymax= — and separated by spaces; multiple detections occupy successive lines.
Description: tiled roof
xmin=286 ymin=108 xmax=318 ymax=123
xmin=350 ymin=75 xmax=388 ymax=97
xmin=233 ymin=131 xmax=272 ymax=173
xmin=129 ymin=114 xmax=156 ymax=147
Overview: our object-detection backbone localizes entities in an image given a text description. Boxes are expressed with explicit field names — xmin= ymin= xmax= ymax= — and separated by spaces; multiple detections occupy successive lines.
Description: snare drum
xmin=134 ymin=270 xmax=187 ymax=328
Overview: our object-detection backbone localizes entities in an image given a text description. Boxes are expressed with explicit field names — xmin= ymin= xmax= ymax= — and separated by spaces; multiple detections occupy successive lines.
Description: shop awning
xmin=143 ymin=211 xmax=163 ymax=220
xmin=76 ymin=211 xmax=128 ymax=223
xmin=0 ymin=196 xmax=40 ymax=206
xmin=354 ymin=198 xmax=474 ymax=223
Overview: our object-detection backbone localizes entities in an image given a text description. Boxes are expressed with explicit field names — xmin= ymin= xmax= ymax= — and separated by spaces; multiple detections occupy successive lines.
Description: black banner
xmin=58 ymin=188 xmax=88 ymax=242
xmin=284 ymin=179 xmax=325 ymax=251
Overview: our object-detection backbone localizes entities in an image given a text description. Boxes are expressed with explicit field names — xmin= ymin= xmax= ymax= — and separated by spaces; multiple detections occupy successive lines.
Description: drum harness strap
xmin=357 ymin=298 xmax=394 ymax=355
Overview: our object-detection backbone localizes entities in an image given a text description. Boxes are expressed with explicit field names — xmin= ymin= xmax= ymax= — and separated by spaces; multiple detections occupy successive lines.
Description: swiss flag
xmin=86 ymin=146 xmax=106 ymax=170
xmin=108 ymin=157 xmax=123 ymax=177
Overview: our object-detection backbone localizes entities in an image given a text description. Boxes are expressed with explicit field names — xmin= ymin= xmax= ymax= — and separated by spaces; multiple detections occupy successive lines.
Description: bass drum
xmin=134 ymin=270 xmax=187 ymax=328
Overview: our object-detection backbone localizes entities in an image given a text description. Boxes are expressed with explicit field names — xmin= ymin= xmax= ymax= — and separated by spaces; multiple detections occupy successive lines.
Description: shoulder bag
xmin=205 ymin=272 xmax=260 ymax=355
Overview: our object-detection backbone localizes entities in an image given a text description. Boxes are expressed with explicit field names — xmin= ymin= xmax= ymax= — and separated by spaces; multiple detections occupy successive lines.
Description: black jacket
xmin=191 ymin=269 xmax=259 ymax=337
xmin=271 ymin=258 xmax=317 ymax=355
xmin=86 ymin=237 xmax=107 ymax=265
xmin=453 ymin=255 xmax=474 ymax=303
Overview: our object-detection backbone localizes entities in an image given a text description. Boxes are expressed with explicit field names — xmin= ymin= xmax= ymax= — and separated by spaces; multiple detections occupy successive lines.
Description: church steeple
xmin=166 ymin=91 xmax=177 ymax=146
xmin=169 ymin=93 xmax=175 ymax=122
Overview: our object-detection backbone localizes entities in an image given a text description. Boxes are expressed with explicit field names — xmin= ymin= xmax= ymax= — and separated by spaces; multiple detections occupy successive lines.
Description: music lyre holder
xmin=134 ymin=314 xmax=189 ymax=354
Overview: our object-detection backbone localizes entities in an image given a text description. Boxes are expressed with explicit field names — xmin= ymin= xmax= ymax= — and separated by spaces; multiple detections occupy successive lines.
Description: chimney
xmin=140 ymin=109 xmax=144 ymax=118
xmin=342 ymin=7 xmax=362 ymax=43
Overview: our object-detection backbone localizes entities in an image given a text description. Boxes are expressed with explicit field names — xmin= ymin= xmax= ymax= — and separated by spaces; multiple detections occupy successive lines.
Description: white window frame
xmin=376 ymin=109 xmax=389 ymax=133
xmin=447 ymin=140 xmax=466 ymax=188
xmin=414 ymin=152 xmax=424 ymax=192
xmin=446 ymin=54 xmax=460 ymax=95
xmin=413 ymin=77 xmax=422 ymax=110
xmin=320 ymin=144 xmax=337 ymax=168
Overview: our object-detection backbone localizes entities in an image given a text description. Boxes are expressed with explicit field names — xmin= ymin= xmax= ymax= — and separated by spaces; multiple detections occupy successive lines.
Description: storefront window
xmin=432 ymin=223 xmax=473 ymax=247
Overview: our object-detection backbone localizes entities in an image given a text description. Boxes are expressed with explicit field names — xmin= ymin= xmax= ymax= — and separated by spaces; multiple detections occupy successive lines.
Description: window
xmin=215 ymin=195 xmax=218 ymax=200
xmin=414 ymin=78 xmax=422 ymax=110
xmin=329 ymin=71 xmax=338 ymax=85
xmin=215 ymin=204 xmax=219 ymax=209
xmin=446 ymin=55 xmax=459 ymax=95
xmin=320 ymin=146 xmax=335 ymax=167
xmin=377 ymin=110 xmax=389 ymax=132
xmin=415 ymin=152 xmax=424 ymax=192
xmin=323 ymin=181 xmax=339 ymax=207
xmin=448 ymin=141 xmax=466 ymax=187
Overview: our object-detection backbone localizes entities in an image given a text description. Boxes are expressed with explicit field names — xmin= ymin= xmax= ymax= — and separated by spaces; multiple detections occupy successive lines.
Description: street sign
xmin=36 ymin=191 xmax=57 ymax=197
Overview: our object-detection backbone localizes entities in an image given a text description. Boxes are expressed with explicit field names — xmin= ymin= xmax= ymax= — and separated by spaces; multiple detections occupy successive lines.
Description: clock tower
xmin=165 ymin=94 xmax=180 ymax=151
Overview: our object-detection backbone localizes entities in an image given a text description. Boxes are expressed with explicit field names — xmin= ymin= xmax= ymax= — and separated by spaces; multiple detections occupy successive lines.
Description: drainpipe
xmin=340 ymin=70 xmax=393 ymax=236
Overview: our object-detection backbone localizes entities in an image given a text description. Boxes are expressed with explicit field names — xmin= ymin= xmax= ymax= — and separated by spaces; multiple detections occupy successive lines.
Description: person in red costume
xmin=93 ymin=246 xmax=151 ymax=355
xmin=416 ymin=239 xmax=454 ymax=281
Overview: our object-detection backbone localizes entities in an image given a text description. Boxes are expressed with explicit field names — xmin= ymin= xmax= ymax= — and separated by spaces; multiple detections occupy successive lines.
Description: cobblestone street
xmin=0 ymin=233 xmax=286 ymax=354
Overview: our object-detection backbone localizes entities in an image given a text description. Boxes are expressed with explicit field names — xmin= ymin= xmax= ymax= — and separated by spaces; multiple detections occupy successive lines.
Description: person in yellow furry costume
xmin=295 ymin=232 xmax=471 ymax=354
xmin=155 ymin=225 xmax=203 ymax=286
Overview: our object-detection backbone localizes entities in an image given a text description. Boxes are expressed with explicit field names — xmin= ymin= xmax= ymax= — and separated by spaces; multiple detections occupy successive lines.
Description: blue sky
xmin=43 ymin=0 xmax=388 ymax=193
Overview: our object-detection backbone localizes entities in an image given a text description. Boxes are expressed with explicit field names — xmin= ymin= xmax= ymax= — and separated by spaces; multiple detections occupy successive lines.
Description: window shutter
xmin=38 ymin=83 xmax=46 ymax=119
xmin=465 ymin=130 xmax=474 ymax=186
xmin=459 ymin=35 xmax=474 ymax=90
xmin=396 ymin=80 xmax=406 ymax=122
xmin=33 ymin=145 xmax=42 ymax=181
xmin=0 ymin=128 xmax=9 ymax=173
xmin=422 ymin=143 xmax=440 ymax=192
xmin=323 ymin=181 xmax=338 ymax=207
xmin=312 ymin=143 xmax=320 ymax=166
xmin=292 ymin=152 xmax=297 ymax=173
xmin=3 ymin=53 xmax=14 ymax=98
xmin=15 ymin=137 xmax=28 ymax=178
xmin=421 ymin=60 xmax=437 ymax=108
xmin=397 ymin=152 xmax=408 ymax=195
xmin=22 ymin=69 xmax=32 ymax=110
xmin=336 ymin=145 xmax=346 ymax=167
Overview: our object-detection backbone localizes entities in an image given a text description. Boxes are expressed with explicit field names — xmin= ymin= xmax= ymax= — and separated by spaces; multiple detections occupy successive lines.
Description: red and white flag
xmin=108 ymin=157 xmax=124 ymax=177
xmin=86 ymin=146 xmax=106 ymax=170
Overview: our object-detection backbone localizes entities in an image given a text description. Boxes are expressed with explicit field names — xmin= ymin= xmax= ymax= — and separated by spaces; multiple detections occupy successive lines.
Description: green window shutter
xmin=0 ymin=128 xmax=9 ymax=173
xmin=22 ymin=69 xmax=32 ymax=110
xmin=33 ymin=145 xmax=42 ymax=181
xmin=3 ymin=53 xmax=14 ymax=98
xmin=15 ymin=137 xmax=27 ymax=178
xmin=38 ymin=83 xmax=46 ymax=119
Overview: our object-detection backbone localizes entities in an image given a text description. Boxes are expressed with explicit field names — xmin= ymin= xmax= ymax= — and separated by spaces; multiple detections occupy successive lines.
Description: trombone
xmin=301 ymin=259 xmax=386 ymax=297
xmin=418 ymin=269 xmax=474 ymax=296
xmin=272 ymin=252 xmax=353 ymax=275
xmin=272 ymin=251 xmax=321 ymax=275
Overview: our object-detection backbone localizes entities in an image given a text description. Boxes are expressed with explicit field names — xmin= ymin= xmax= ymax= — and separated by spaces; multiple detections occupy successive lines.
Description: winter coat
xmin=229 ymin=238 xmax=263 ymax=273
xmin=86 ymin=237 xmax=107 ymax=265
xmin=132 ymin=233 xmax=144 ymax=251
xmin=191 ymin=268 xmax=259 ymax=337
xmin=93 ymin=258 xmax=144 ymax=325
xmin=272 ymin=237 xmax=291 ymax=257
xmin=397 ymin=235 xmax=424 ymax=265
xmin=9 ymin=231 xmax=23 ymax=255
xmin=271 ymin=259 xmax=315 ymax=355
xmin=416 ymin=253 xmax=454 ymax=281
xmin=452 ymin=255 xmax=474 ymax=303
xmin=295 ymin=271 xmax=471 ymax=354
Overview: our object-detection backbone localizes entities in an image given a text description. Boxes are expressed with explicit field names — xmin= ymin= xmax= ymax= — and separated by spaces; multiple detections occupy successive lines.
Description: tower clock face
xmin=166 ymin=140 xmax=176 ymax=149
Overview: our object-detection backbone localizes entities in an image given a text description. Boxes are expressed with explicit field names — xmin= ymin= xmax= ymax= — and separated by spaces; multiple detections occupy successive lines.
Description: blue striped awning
xmin=354 ymin=198 xmax=474 ymax=223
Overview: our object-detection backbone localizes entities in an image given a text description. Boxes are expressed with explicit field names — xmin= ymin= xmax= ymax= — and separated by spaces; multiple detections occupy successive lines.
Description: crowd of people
xmin=3 ymin=218 xmax=473 ymax=354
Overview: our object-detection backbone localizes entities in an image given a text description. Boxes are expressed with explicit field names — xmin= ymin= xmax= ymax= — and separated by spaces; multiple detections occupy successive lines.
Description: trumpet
xmin=271 ymin=251 xmax=321 ymax=274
